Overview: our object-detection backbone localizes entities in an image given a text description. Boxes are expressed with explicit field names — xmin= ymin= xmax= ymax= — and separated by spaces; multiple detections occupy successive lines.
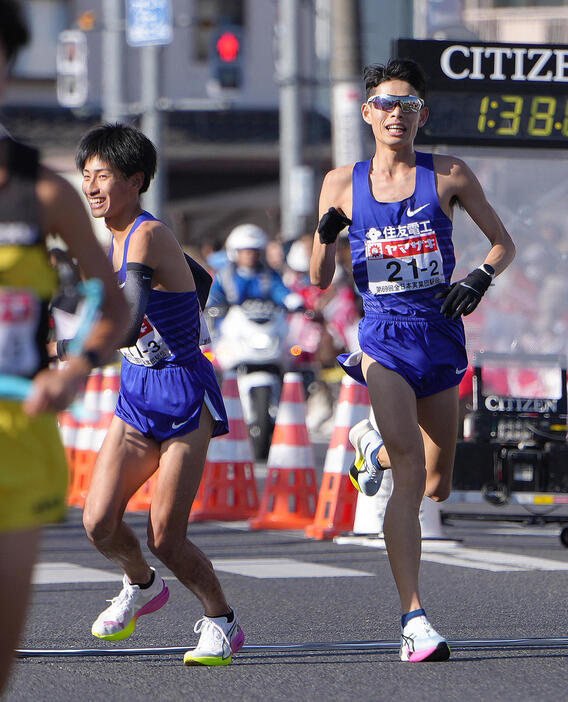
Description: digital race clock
xmin=394 ymin=39 xmax=568 ymax=148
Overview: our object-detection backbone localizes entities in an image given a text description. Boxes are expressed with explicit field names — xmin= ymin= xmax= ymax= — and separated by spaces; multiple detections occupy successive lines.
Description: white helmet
xmin=226 ymin=224 xmax=268 ymax=262
xmin=286 ymin=239 xmax=310 ymax=273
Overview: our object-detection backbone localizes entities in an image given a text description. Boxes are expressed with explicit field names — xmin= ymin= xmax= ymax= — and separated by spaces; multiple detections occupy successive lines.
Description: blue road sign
xmin=126 ymin=0 xmax=173 ymax=47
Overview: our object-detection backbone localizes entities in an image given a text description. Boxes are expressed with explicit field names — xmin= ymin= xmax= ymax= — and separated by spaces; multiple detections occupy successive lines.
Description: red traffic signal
xmin=216 ymin=31 xmax=240 ymax=62
xmin=210 ymin=27 xmax=243 ymax=90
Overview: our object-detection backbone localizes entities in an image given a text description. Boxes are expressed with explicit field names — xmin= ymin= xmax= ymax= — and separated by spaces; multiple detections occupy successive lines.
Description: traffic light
xmin=56 ymin=30 xmax=88 ymax=108
xmin=77 ymin=10 xmax=96 ymax=32
xmin=210 ymin=27 xmax=243 ymax=90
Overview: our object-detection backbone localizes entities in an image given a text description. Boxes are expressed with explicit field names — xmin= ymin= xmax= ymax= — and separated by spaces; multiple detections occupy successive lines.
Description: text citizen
xmin=484 ymin=396 xmax=559 ymax=413
xmin=440 ymin=45 xmax=568 ymax=83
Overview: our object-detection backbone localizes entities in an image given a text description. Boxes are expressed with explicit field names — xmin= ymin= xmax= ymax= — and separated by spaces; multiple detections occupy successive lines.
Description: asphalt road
xmin=5 ymin=498 xmax=568 ymax=702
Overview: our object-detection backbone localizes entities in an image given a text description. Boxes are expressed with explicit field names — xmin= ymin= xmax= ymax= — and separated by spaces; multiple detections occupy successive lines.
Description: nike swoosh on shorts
xmin=172 ymin=419 xmax=190 ymax=429
xmin=406 ymin=203 xmax=430 ymax=217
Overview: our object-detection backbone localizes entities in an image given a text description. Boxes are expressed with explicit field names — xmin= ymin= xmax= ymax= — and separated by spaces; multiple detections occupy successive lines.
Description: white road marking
xmin=32 ymin=558 xmax=373 ymax=584
xmin=421 ymin=547 xmax=568 ymax=572
xmin=334 ymin=535 xmax=460 ymax=551
xmin=476 ymin=527 xmax=562 ymax=538
xmin=34 ymin=542 xmax=568 ymax=584
xmin=33 ymin=562 xmax=121 ymax=584
xmin=335 ymin=536 xmax=568 ymax=572
xmin=212 ymin=558 xmax=373 ymax=579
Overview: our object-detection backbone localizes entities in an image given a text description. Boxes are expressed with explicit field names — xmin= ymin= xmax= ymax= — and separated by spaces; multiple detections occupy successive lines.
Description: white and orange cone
xmin=306 ymin=375 xmax=370 ymax=539
xmin=190 ymin=370 xmax=260 ymax=521
xmin=250 ymin=372 xmax=318 ymax=530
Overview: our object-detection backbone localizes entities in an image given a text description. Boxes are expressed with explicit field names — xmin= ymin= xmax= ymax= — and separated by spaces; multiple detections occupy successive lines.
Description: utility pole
xmin=101 ymin=0 xmax=126 ymax=124
xmin=413 ymin=0 xmax=428 ymax=39
xmin=330 ymin=0 xmax=364 ymax=167
xmin=124 ymin=0 xmax=173 ymax=220
xmin=140 ymin=45 xmax=164 ymax=219
xmin=278 ymin=0 xmax=304 ymax=242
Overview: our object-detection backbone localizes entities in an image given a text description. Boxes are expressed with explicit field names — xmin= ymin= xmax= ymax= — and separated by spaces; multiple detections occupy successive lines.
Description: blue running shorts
xmin=116 ymin=353 xmax=229 ymax=442
xmin=338 ymin=314 xmax=468 ymax=399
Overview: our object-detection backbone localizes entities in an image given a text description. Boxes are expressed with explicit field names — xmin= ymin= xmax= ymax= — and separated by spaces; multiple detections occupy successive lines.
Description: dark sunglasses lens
xmin=370 ymin=96 xmax=421 ymax=112
xmin=371 ymin=97 xmax=396 ymax=111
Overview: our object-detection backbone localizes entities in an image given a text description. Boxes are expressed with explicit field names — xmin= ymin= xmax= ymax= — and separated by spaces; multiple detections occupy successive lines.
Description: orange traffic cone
xmin=90 ymin=364 xmax=120 ymax=451
xmin=65 ymin=367 xmax=118 ymax=508
xmin=66 ymin=429 xmax=97 ymax=507
xmin=82 ymin=366 xmax=102 ymax=418
xmin=99 ymin=364 xmax=120 ymax=418
xmin=305 ymin=376 xmax=370 ymax=540
xmin=58 ymin=406 xmax=79 ymax=490
xmin=190 ymin=371 xmax=259 ymax=521
xmin=250 ymin=372 xmax=318 ymax=530
xmin=64 ymin=370 xmax=97 ymax=507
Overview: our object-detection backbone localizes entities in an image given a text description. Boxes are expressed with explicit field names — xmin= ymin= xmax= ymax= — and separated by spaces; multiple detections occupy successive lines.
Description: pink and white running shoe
xmin=91 ymin=568 xmax=169 ymax=641
xmin=400 ymin=615 xmax=450 ymax=662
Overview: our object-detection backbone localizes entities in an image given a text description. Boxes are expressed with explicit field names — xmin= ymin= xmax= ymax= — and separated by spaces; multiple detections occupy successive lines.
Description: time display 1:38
xmin=423 ymin=92 xmax=568 ymax=144
xmin=477 ymin=94 xmax=568 ymax=137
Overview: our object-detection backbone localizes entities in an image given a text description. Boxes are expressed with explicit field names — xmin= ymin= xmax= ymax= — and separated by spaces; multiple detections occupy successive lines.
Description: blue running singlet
xmin=338 ymin=152 xmax=468 ymax=398
xmin=110 ymin=211 xmax=229 ymax=440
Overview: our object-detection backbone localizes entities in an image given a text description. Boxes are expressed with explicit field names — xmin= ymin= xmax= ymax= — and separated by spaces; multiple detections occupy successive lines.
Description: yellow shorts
xmin=0 ymin=400 xmax=68 ymax=533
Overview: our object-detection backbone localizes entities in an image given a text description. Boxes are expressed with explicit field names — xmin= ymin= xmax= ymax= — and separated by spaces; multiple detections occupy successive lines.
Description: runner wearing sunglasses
xmin=366 ymin=94 xmax=425 ymax=113
xmin=311 ymin=58 xmax=515 ymax=662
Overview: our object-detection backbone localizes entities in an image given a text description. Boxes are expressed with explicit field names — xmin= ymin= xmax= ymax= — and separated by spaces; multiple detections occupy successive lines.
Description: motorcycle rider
xmin=207 ymin=224 xmax=303 ymax=312
xmin=206 ymin=224 xmax=303 ymax=458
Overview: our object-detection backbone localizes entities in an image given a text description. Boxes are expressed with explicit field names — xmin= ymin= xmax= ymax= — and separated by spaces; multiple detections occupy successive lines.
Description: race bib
xmin=366 ymin=232 xmax=444 ymax=295
xmin=0 ymin=289 xmax=41 ymax=376
xmin=120 ymin=315 xmax=174 ymax=367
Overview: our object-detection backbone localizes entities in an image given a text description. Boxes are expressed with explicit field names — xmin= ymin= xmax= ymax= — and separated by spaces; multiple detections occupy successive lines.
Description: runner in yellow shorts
xmin=0 ymin=3 xmax=128 ymax=693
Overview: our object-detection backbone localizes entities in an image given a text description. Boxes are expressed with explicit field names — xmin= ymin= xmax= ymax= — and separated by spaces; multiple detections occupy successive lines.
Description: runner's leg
xmin=147 ymin=406 xmax=230 ymax=616
xmin=362 ymin=353 xmax=425 ymax=614
xmin=0 ymin=528 xmax=41 ymax=694
xmin=83 ymin=415 xmax=161 ymax=584
xmin=417 ymin=385 xmax=460 ymax=502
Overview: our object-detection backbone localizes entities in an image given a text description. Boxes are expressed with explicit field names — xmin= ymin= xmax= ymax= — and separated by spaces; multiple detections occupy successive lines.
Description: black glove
xmin=436 ymin=266 xmax=493 ymax=320
xmin=317 ymin=207 xmax=352 ymax=244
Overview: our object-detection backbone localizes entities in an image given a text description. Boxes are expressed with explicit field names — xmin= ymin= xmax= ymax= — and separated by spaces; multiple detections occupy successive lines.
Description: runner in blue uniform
xmin=72 ymin=124 xmax=244 ymax=666
xmin=310 ymin=59 xmax=515 ymax=662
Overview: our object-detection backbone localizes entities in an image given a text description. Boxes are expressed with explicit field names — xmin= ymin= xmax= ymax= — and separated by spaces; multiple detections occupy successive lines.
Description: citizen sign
xmin=484 ymin=396 xmax=559 ymax=413
xmin=440 ymin=45 xmax=568 ymax=83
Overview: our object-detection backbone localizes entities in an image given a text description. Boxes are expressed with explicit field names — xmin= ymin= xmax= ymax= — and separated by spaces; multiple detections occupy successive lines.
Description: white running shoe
xmin=400 ymin=615 xmax=450 ymax=662
xmin=348 ymin=418 xmax=384 ymax=496
xmin=91 ymin=568 xmax=170 ymax=641
xmin=183 ymin=612 xmax=245 ymax=666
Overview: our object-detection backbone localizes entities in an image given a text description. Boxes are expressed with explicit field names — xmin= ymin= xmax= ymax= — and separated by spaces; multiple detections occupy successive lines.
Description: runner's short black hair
xmin=75 ymin=123 xmax=157 ymax=194
xmin=364 ymin=59 xmax=427 ymax=99
xmin=0 ymin=0 xmax=30 ymax=63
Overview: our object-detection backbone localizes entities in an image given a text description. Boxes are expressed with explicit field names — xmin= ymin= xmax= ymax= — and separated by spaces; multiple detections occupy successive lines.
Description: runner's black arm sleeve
xmin=56 ymin=263 xmax=153 ymax=359
xmin=121 ymin=262 xmax=154 ymax=347
xmin=184 ymin=253 xmax=213 ymax=310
